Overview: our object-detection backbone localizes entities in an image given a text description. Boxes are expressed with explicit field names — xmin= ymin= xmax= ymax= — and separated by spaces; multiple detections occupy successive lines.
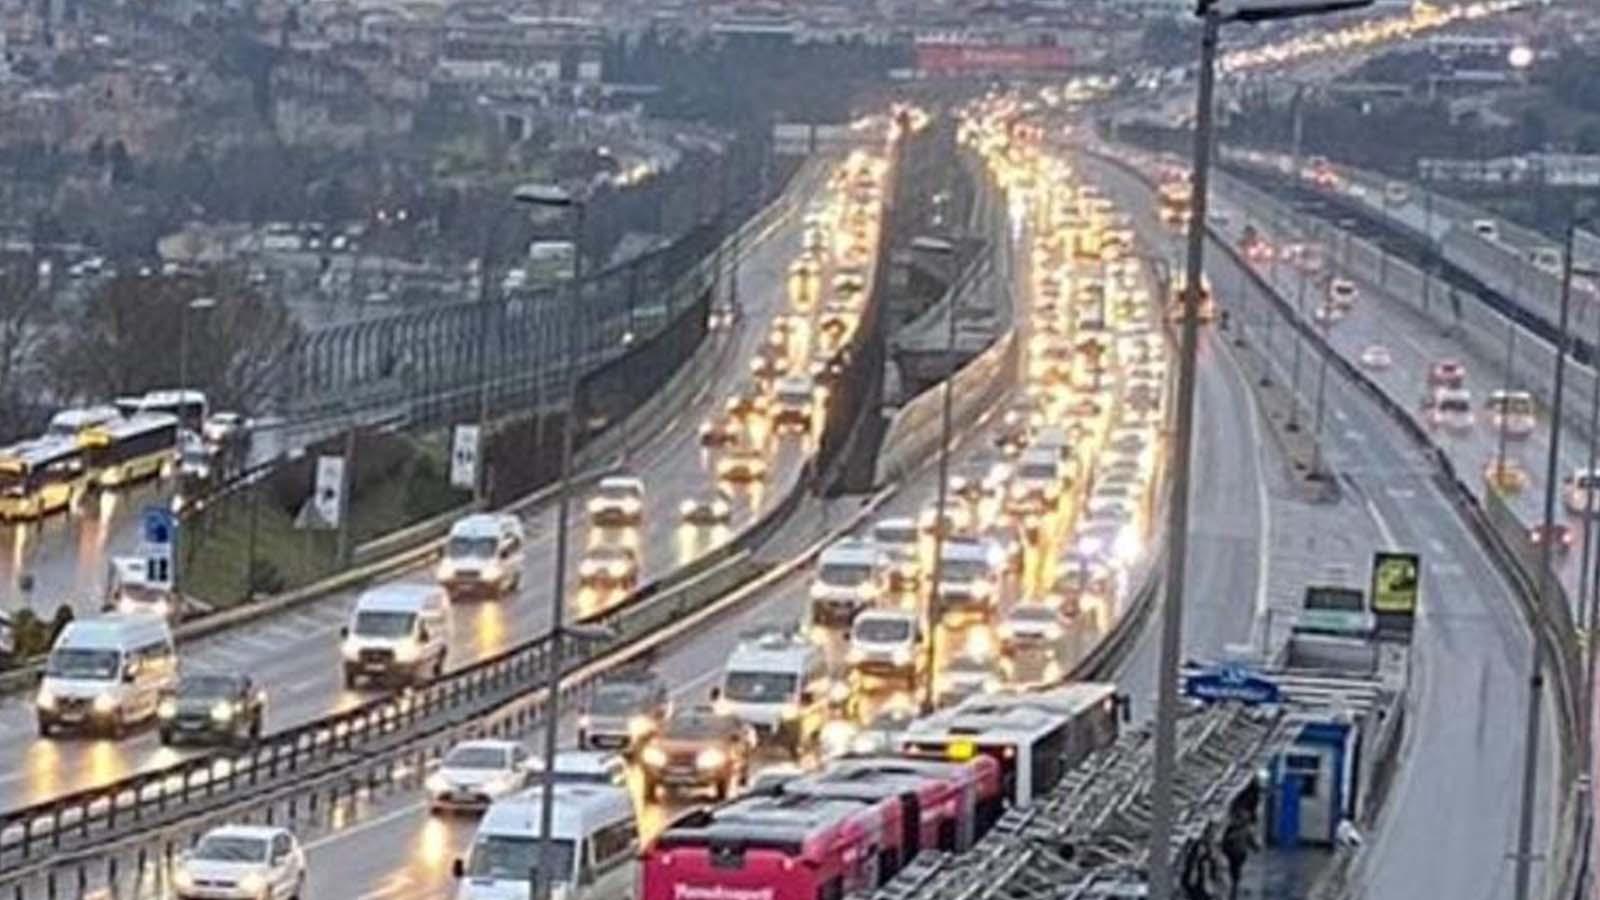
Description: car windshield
xmin=875 ymin=525 xmax=916 ymax=547
xmin=468 ymin=836 xmax=575 ymax=883
xmin=818 ymin=563 xmax=873 ymax=586
xmin=941 ymin=558 xmax=991 ymax=581
xmin=178 ymin=676 xmax=239 ymax=699
xmin=1439 ymin=398 xmax=1470 ymax=414
xmin=663 ymin=713 xmax=732 ymax=739
xmin=446 ymin=536 xmax=497 ymax=558
xmin=192 ymin=836 xmax=268 ymax=863
xmin=589 ymin=684 xmax=646 ymax=715
xmin=1020 ymin=461 xmax=1057 ymax=480
xmin=723 ymin=671 xmax=798 ymax=702
xmin=353 ymin=610 xmax=414 ymax=638
xmin=1491 ymin=396 xmax=1534 ymax=415
xmin=854 ymin=617 xmax=912 ymax=642
xmin=444 ymin=746 xmax=509 ymax=770
xmin=46 ymin=648 xmax=120 ymax=680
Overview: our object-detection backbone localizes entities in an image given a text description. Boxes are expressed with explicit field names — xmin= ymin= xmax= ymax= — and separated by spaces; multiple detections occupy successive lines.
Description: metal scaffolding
xmin=873 ymin=703 xmax=1299 ymax=900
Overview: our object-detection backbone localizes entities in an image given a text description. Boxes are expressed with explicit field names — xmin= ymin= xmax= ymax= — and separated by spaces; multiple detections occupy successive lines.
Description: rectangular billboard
xmin=915 ymin=43 xmax=1071 ymax=75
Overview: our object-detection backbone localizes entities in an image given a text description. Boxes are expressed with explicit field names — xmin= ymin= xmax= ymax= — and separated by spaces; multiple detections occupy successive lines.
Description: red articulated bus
xmin=643 ymin=793 xmax=895 ymax=900
xmin=760 ymin=754 xmax=1003 ymax=876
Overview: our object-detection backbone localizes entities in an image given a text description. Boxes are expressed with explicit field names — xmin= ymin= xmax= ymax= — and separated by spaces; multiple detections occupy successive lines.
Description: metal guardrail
xmin=1186 ymin=159 xmax=1586 ymax=900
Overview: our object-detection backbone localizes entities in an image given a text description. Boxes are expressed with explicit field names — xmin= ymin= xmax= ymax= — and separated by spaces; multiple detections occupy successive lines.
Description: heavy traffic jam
xmin=16 ymin=107 xmax=1182 ymax=900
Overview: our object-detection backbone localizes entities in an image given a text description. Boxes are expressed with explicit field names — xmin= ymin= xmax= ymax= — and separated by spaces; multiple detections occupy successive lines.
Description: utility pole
xmin=1148 ymin=8 xmax=1220 ymax=897
xmin=1512 ymin=218 xmax=1578 ymax=900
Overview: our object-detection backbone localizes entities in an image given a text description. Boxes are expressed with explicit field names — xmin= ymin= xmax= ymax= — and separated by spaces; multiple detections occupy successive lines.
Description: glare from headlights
xmin=211 ymin=701 xmax=235 ymax=722
xmin=628 ymin=716 xmax=655 ymax=739
xmin=92 ymin=693 xmax=117 ymax=714
xmin=36 ymin=689 xmax=56 ymax=710
xmin=426 ymin=773 xmax=449 ymax=794
xmin=641 ymin=746 xmax=668 ymax=768
xmin=238 ymin=873 xmax=266 ymax=896
xmin=157 ymin=698 xmax=177 ymax=719
xmin=695 ymin=747 xmax=727 ymax=770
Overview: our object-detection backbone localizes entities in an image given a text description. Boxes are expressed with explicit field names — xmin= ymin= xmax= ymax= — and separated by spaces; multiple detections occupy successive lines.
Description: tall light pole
xmin=914 ymin=235 xmax=959 ymax=714
xmin=1513 ymin=211 xmax=1582 ymax=900
xmin=1149 ymin=4 xmax=1372 ymax=899
xmin=515 ymin=182 xmax=587 ymax=900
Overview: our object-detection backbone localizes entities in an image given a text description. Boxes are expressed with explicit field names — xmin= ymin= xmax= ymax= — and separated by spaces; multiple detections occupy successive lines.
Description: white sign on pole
xmin=314 ymin=456 xmax=345 ymax=529
xmin=451 ymin=425 xmax=481 ymax=490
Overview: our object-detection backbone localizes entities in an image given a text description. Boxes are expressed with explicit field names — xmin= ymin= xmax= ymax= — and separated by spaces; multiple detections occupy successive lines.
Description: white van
xmin=37 ymin=614 xmax=178 ymax=737
xmin=452 ymin=783 xmax=638 ymax=900
xmin=810 ymin=539 xmax=886 ymax=627
xmin=437 ymin=513 xmax=526 ymax=598
xmin=716 ymin=629 xmax=830 ymax=753
xmin=340 ymin=583 xmax=450 ymax=688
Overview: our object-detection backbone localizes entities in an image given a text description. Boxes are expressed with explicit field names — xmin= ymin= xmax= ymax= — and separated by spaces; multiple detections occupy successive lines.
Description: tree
xmin=45 ymin=272 xmax=300 ymax=412
xmin=0 ymin=266 xmax=48 ymax=439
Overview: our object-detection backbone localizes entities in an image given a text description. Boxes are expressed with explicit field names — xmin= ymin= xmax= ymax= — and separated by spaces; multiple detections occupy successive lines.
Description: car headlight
xmin=847 ymin=645 xmax=867 ymax=665
xmin=712 ymin=501 xmax=730 ymax=517
xmin=892 ymin=646 xmax=913 ymax=665
xmin=713 ymin=698 xmax=733 ymax=717
xmin=157 ymin=698 xmax=177 ymax=720
xmin=828 ymin=681 xmax=852 ymax=703
xmin=92 ymin=693 xmax=117 ymax=714
xmin=580 ymin=562 xmax=600 ymax=578
xmin=395 ymin=640 xmax=421 ymax=663
xmin=481 ymin=561 xmax=502 ymax=581
xmin=641 ymin=746 xmax=668 ymax=768
xmin=211 ymin=701 xmax=235 ymax=723
xmin=426 ymin=773 xmax=449 ymax=794
xmin=36 ymin=689 xmax=55 ymax=711
xmin=998 ymin=623 xmax=1015 ymax=640
xmin=696 ymin=747 xmax=728 ymax=770
xmin=780 ymin=702 xmax=802 ymax=720
xmin=628 ymin=716 xmax=656 ymax=739
xmin=436 ymin=560 xmax=456 ymax=580
xmin=586 ymin=498 xmax=604 ymax=513
xmin=239 ymin=873 xmax=266 ymax=896
xmin=173 ymin=868 xmax=194 ymax=891
xmin=679 ymin=500 xmax=697 ymax=517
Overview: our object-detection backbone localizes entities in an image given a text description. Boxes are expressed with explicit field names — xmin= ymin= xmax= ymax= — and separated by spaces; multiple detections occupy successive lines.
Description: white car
xmin=998 ymin=603 xmax=1071 ymax=647
xmin=680 ymin=490 xmax=733 ymax=526
xmin=1328 ymin=278 xmax=1358 ymax=310
xmin=426 ymin=739 xmax=531 ymax=812
xmin=1564 ymin=468 xmax=1600 ymax=516
xmin=526 ymin=748 xmax=628 ymax=787
xmin=587 ymin=476 xmax=645 ymax=527
xmin=1472 ymin=218 xmax=1499 ymax=241
xmin=578 ymin=546 xmax=640 ymax=590
xmin=1360 ymin=345 xmax=1392 ymax=369
xmin=174 ymin=825 xmax=306 ymax=900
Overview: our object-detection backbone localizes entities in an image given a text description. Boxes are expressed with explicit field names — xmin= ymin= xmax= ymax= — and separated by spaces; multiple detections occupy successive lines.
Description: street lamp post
xmin=515 ymin=182 xmax=588 ymax=900
xmin=915 ymin=235 xmax=959 ymax=715
xmin=1149 ymin=4 xmax=1372 ymax=900
xmin=1513 ymin=212 xmax=1582 ymax=900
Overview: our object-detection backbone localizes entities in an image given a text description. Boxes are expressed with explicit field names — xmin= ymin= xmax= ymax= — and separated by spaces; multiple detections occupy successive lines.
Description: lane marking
xmin=1362 ymin=492 xmax=1400 ymax=551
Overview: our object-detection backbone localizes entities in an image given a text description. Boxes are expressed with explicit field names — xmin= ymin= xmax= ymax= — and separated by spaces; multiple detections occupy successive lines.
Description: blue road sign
xmin=142 ymin=506 xmax=177 ymax=546
xmin=1184 ymin=665 xmax=1281 ymax=706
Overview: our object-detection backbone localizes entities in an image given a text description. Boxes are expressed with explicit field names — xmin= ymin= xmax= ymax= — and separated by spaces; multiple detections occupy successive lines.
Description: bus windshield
xmin=467 ymin=835 xmax=575 ymax=883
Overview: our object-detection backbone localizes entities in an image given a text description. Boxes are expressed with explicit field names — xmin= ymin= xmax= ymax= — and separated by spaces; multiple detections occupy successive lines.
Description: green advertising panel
xmin=1370 ymin=551 xmax=1420 ymax=617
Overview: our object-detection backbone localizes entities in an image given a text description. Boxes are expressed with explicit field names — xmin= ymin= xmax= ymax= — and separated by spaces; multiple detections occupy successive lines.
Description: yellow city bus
xmin=82 ymin=413 xmax=179 ymax=488
xmin=0 ymin=437 xmax=92 ymax=521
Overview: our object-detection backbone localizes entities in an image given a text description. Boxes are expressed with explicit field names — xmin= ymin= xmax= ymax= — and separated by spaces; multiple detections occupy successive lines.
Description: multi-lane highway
xmin=1088 ymin=147 xmax=1558 ymax=899
xmin=0 ymin=157 xmax=836 ymax=814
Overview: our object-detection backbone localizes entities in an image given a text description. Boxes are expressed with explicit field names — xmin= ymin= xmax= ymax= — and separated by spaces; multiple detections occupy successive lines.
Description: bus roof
xmin=48 ymin=405 xmax=122 ymax=435
xmin=656 ymin=793 xmax=871 ymax=854
xmin=83 ymin=412 xmax=179 ymax=444
xmin=0 ymin=435 xmax=82 ymax=469
xmin=902 ymin=683 xmax=1118 ymax=747
xmin=477 ymin=784 xmax=632 ymax=840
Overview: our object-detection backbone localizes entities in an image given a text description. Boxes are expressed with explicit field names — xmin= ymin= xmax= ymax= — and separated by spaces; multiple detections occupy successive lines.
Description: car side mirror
xmin=452 ymin=859 xmax=465 ymax=879
xmin=800 ymin=690 xmax=816 ymax=705
xmin=122 ymin=668 xmax=137 ymax=684
xmin=708 ymin=686 xmax=721 ymax=702
xmin=339 ymin=626 xmax=349 ymax=639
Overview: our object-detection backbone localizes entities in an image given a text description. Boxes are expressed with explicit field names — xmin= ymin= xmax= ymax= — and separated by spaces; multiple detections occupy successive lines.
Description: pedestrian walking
xmin=1221 ymin=814 xmax=1259 ymax=900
